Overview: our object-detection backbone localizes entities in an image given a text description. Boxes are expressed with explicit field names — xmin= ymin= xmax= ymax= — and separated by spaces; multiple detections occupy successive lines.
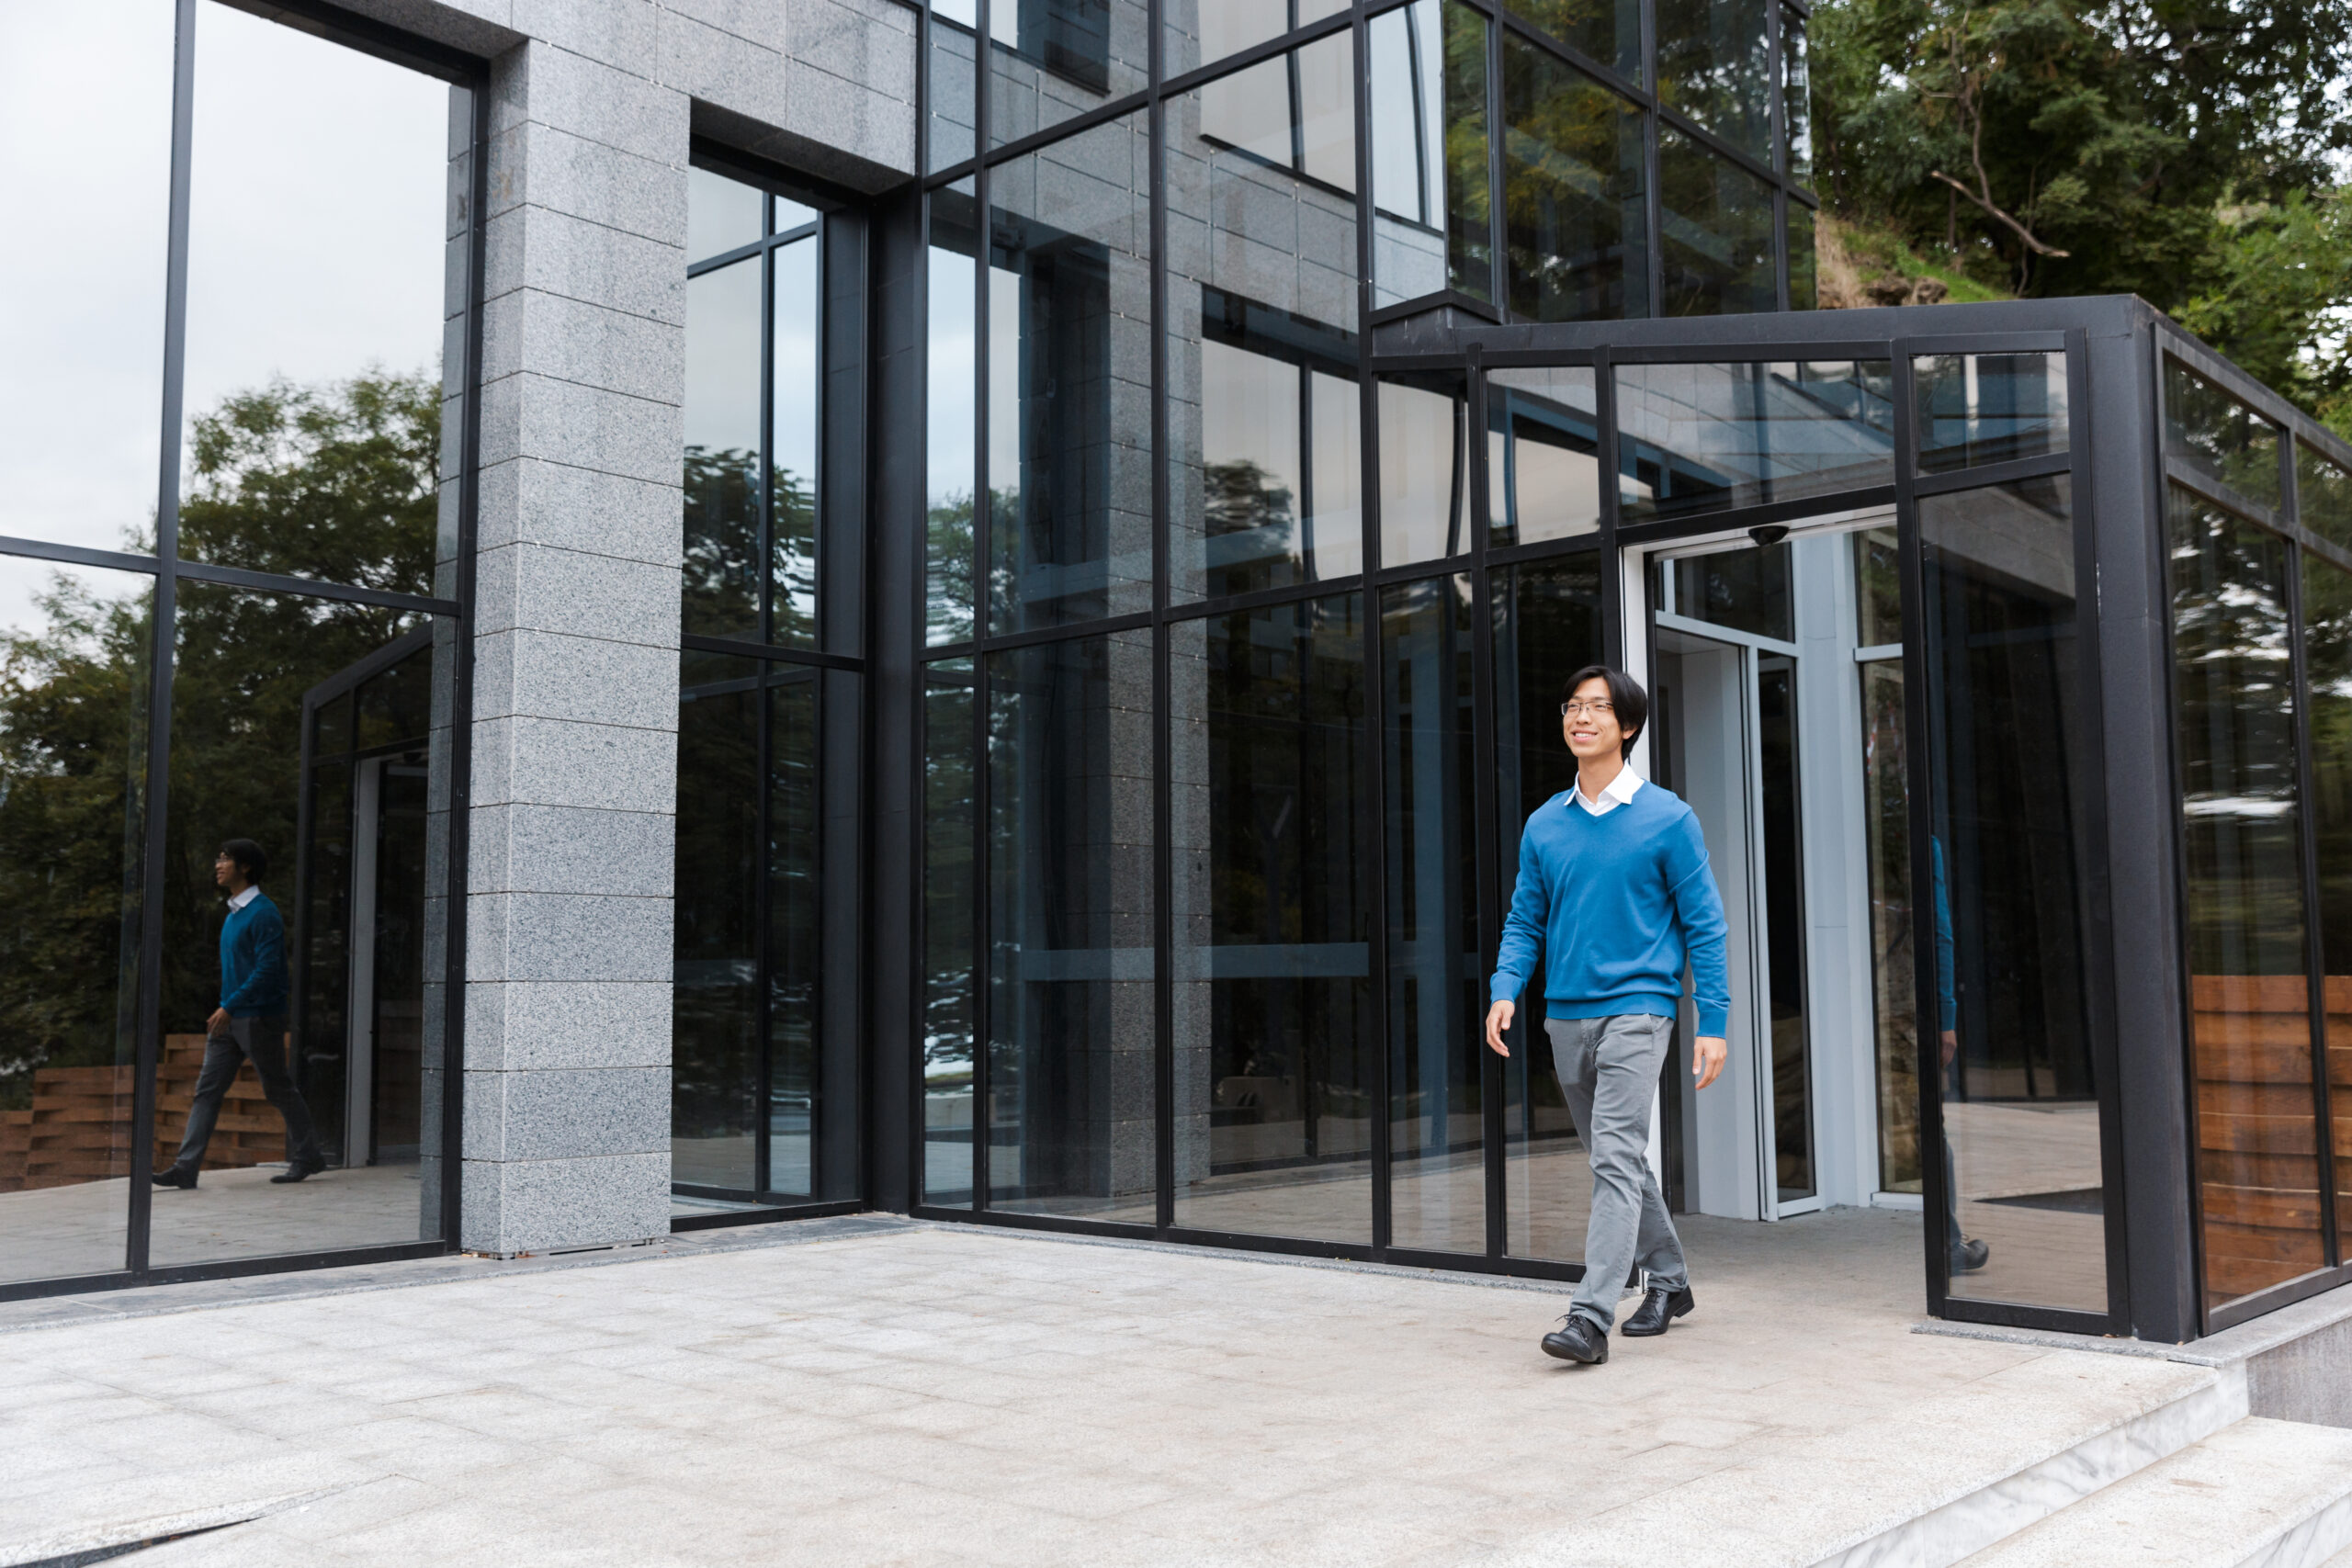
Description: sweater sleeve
xmin=220 ymin=903 xmax=287 ymax=1013
xmin=1667 ymin=813 xmax=1731 ymax=1036
xmin=1489 ymin=818 xmax=1550 ymax=1005
xmin=1932 ymin=836 xmax=1957 ymax=1033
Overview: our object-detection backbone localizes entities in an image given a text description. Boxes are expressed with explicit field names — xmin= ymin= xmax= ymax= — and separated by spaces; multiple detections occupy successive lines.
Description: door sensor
xmin=1748 ymin=524 xmax=1791 ymax=547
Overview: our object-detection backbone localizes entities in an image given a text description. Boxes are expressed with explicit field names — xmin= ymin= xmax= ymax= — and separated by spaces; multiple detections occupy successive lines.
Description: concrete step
xmin=1956 ymin=1416 xmax=2352 ymax=1568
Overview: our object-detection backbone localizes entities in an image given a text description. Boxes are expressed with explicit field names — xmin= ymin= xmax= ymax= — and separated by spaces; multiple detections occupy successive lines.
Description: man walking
xmin=153 ymin=839 xmax=326 ymax=1190
xmin=1486 ymin=666 xmax=1730 ymax=1366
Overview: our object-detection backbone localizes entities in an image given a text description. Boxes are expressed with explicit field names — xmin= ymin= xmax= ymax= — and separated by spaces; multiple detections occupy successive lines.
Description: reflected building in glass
xmin=2 ymin=0 xmax=2348 ymax=1353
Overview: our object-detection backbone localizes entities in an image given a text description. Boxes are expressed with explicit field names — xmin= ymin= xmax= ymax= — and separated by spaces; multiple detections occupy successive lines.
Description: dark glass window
xmin=987 ymin=630 xmax=1157 ymax=1219
xmin=2299 ymin=549 xmax=2352 ymax=1261
xmin=0 ymin=3 xmax=172 ymax=556
xmin=1789 ymin=200 xmax=1817 ymax=310
xmin=1922 ymin=475 xmax=2105 ymax=1313
xmin=1860 ymin=648 xmax=1915 ymax=1192
xmin=924 ymin=660 xmax=977 ymax=1207
xmin=2166 ymin=359 xmax=2283 ymax=512
xmin=1616 ymin=359 xmax=1895 ymax=523
xmin=1658 ymin=129 xmax=1777 ymax=316
xmin=1657 ymin=0 xmax=1773 ymax=160
xmin=1667 ymin=542 xmax=1795 ymax=642
xmin=1380 ymin=372 xmax=1471 ymax=566
xmin=991 ymin=0 xmax=1147 ymax=150
xmin=155 ymin=583 xmax=454 ymax=1267
xmin=929 ymin=16 xmax=978 ymax=172
xmin=684 ymin=255 xmax=763 ymax=640
xmin=2300 ymin=443 xmax=2352 ymax=554
xmin=1500 ymin=37 xmax=1648 ymax=322
xmin=1505 ymin=0 xmax=1643 ymax=85
xmin=1170 ymin=594 xmax=1371 ymax=1241
xmin=1917 ymin=352 xmax=2069 ymax=474
xmin=0 ymin=560 xmax=151 ymax=1285
xmin=1371 ymin=1 xmax=1471 ymax=308
xmin=1175 ymin=0 xmax=1351 ymax=77
xmin=1384 ymin=574 xmax=1485 ymax=1255
xmin=178 ymin=2 xmax=455 ymax=595
xmin=2170 ymin=485 xmax=2328 ymax=1309
xmin=1491 ymin=553 xmax=1600 ymax=1260
xmin=1782 ymin=7 xmax=1811 ymax=183
xmin=1170 ymin=40 xmax=1362 ymax=604
xmin=929 ymin=181 xmax=980 ymax=646
xmin=988 ymin=113 xmax=1155 ymax=634
xmin=1487 ymin=367 xmax=1601 ymax=547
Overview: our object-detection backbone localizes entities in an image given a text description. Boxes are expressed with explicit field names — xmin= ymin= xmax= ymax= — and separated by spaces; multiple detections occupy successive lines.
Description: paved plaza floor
xmin=0 ymin=1209 xmax=2324 ymax=1567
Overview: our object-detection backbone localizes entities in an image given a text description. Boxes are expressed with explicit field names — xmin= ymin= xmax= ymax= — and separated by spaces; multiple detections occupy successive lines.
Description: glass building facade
xmin=4 ymin=0 xmax=2346 ymax=1348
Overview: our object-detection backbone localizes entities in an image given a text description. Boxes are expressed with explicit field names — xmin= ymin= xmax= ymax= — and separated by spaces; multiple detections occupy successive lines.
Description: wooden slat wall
xmin=2192 ymin=974 xmax=2338 ymax=1301
xmin=0 ymin=1035 xmax=288 ymax=1193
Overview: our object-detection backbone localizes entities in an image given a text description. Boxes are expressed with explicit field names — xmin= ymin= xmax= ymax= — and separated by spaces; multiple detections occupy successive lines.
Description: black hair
xmin=220 ymin=838 xmax=268 ymax=885
xmin=1562 ymin=665 xmax=1648 ymax=761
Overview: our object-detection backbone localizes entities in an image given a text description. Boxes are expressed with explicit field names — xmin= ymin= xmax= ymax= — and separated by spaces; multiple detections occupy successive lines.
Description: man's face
xmin=1562 ymin=676 xmax=1624 ymax=765
xmin=214 ymin=852 xmax=237 ymax=890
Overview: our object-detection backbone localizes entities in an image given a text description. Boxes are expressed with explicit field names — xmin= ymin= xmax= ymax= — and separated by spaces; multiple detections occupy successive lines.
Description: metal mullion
xmin=755 ymin=648 xmax=776 ymax=1199
xmin=1149 ymin=0 xmax=1175 ymax=1236
xmin=0 ymin=537 xmax=162 ymax=575
xmin=689 ymin=241 xmax=768 ymax=279
xmin=1595 ymin=344 xmax=1623 ymax=662
xmin=1486 ymin=6 xmax=1506 ymax=311
xmin=171 ymin=558 xmax=460 ymax=618
xmin=1889 ymin=345 xmax=1950 ymax=1320
xmin=1353 ymin=0 xmax=1393 ymax=1258
xmin=1467 ymin=350 xmax=1507 ymax=1260
xmin=128 ymin=0 xmax=200 ymax=1276
xmin=762 ymin=209 xmax=777 ymax=648
xmin=1158 ymin=12 xmax=1355 ymax=102
xmin=2284 ymin=443 xmax=2344 ymax=1269
xmin=681 ymin=632 xmax=865 ymax=672
xmin=1912 ymin=452 xmax=2075 ymax=498
xmin=969 ymin=0 xmax=992 ymax=1210
xmin=1652 ymin=102 xmax=1782 ymax=191
xmin=1493 ymin=7 xmax=1657 ymax=113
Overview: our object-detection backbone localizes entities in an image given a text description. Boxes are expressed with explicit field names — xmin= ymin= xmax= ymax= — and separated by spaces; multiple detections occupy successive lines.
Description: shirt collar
xmin=1574 ymin=767 xmax=1645 ymax=815
xmin=227 ymin=886 xmax=259 ymax=911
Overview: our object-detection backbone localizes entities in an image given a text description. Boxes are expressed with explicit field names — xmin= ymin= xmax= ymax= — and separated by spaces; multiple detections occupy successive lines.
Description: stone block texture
xmin=314 ymin=0 xmax=917 ymax=1255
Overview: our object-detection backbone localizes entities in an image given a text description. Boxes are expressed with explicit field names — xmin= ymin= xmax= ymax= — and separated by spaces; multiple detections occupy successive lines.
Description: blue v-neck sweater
xmin=1490 ymin=785 xmax=1732 ymax=1035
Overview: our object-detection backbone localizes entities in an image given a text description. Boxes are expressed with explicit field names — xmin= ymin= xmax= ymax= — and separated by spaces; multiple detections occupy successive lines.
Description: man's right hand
xmin=1485 ymin=999 xmax=1515 ymax=1057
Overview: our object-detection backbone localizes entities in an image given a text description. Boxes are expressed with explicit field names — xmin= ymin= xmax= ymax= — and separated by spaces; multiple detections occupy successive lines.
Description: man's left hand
xmin=207 ymin=1007 xmax=231 ymax=1038
xmin=1693 ymin=1035 xmax=1727 ymax=1089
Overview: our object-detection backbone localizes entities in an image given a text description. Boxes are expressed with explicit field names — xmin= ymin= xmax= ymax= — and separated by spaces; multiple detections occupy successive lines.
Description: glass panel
xmin=684 ymin=258 xmax=764 ymax=640
xmin=988 ymin=630 xmax=1157 ymax=1219
xmin=2300 ymin=443 xmax=2352 ymax=555
xmin=181 ymin=5 xmax=455 ymax=594
xmin=2165 ymin=358 xmax=2283 ymax=512
xmin=1487 ymin=367 xmax=1600 ymax=547
xmin=690 ymin=166 xmax=765 ymax=264
xmin=772 ymin=237 xmax=820 ymax=647
xmin=0 ymin=1 xmax=172 ymax=553
xmin=989 ymin=0 xmax=1148 ymax=150
xmin=1618 ymin=360 xmax=1895 ymax=523
xmin=1782 ymin=8 xmax=1811 ymax=184
xmin=924 ymin=660 xmax=978 ymax=1208
xmin=673 ymin=651 xmax=760 ymax=1200
xmin=2300 ymin=551 xmax=2352 ymax=1260
xmin=767 ymin=670 xmax=822 ymax=1199
xmin=153 ymin=584 xmax=453 ymax=1264
xmin=2170 ymin=484 xmax=2327 ymax=1310
xmin=1855 ymin=524 xmax=1902 ymax=647
xmin=1917 ymin=352 xmax=2069 ymax=474
xmin=1380 ymin=374 xmax=1469 ymax=567
xmin=1173 ymin=0 xmax=1352 ymax=77
xmin=1371 ymin=1 xmax=1453 ymax=308
xmin=929 ymin=13 xmax=978 ymax=171
xmin=1384 ymin=574 xmax=1485 ymax=1254
xmin=1170 ymin=41 xmax=1362 ymax=604
xmin=1758 ymin=653 xmax=1813 ymax=1201
xmin=1919 ymin=475 xmax=2105 ymax=1313
xmin=1667 ymin=541 xmax=1793 ymax=642
xmin=1657 ymin=0 xmax=1771 ymax=159
xmin=988 ymin=113 xmax=1155 ymax=634
xmin=1505 ymin=0 xmax=1643 ymax=85
xmin=1658 ymin=129 xmax=1777 ymax=317
xmin=1860 ymin=655 xmax=1917 ymax=1192
xmin=1788 ymin=200 xmax=1817 ymax=310
xmin=1500 ymin=37 xmax=1649 ymax=323
xmin=0 ymin=560 xmax=151 ymax=1285
xmin=1171 ymin=594 xmax=1371 ymax=1240
xmin=1443 ymin=5 xmax=1495 ymax=303
xmin=928 ymin=182 xmax=979 ymax=645
xmin=1492 ymin=554 xmax=1601 ymax=1260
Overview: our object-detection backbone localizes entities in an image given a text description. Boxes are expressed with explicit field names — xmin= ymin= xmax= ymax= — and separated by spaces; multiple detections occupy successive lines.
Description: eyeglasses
xmin=1560 ymin=699 xmax=1615 ymax=717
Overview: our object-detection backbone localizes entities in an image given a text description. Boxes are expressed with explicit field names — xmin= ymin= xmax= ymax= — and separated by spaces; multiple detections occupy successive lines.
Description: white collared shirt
xmin=227 ymin=885 xmax=259 ymax=912
xmin=1573 ymin=765 xmax=1645 ymax=818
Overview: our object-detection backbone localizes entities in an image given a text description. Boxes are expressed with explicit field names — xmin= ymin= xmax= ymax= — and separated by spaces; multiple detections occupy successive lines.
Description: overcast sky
xmin=0 ymin=0 xmax=449 ymax=637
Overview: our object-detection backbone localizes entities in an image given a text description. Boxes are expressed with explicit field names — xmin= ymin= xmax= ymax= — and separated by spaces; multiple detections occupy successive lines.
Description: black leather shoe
xmin=151 ymin=1164 xmax=198 ymax=1190
xmin=1622 ymin=1283 xmax=1694 ymax=1337
xmin=1540 ymin=1314 xmax=1609 ymax=1364
xmin=1951 ymin=1236 xmax=1990 ymax=1274
xmin=269 ymin=1157 xmax=324 ymax=1185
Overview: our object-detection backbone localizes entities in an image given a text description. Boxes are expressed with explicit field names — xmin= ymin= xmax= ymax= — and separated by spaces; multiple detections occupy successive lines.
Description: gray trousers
xmin=1546 ymin=1014 xmax=1688 ymax=1330
xmin=172 ymin=1014 xmax=322 ymax=1171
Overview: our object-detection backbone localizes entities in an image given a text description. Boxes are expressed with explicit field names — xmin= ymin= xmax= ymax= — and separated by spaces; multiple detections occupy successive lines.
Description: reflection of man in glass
xmin=152 ymin=840 xmax=326 ymax=1190
xmin=1935 ymin=838 xmax=1991 ymax=1274
xmin=1486 ymin=667 xmax=1731 ymax=1367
